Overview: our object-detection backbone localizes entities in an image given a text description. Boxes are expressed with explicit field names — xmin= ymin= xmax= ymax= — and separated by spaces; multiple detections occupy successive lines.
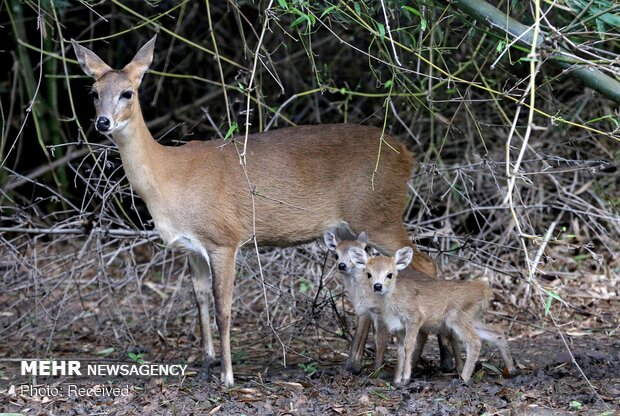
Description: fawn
xmin=72 ymin=35 xmax=440 ymax=386
xmin=349 ymin=246 xmax=515 ymax=384
xmin=323 ymin=230 xmax=388 ymax=373
xmin=324 ymin=230 xmax=453 ymax=374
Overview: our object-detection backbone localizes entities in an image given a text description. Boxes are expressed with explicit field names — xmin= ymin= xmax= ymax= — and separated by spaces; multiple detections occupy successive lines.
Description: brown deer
xmin=72 ymin=34 xmax=440 ymax=386
xmin=324 ymin=230 xmax=454 ymax=374
xmin=349 ymin=246 xmax=515 ymax=384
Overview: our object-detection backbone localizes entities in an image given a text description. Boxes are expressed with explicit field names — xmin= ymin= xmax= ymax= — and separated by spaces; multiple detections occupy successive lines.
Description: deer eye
xmin=334 ymin=254 xmax=339 ymax=260
xmin=121 ymin=90 xmax=133 ymax=100
xmin=386 ymin=273 xmax=393 ymax=279
xmin=89 ymin=90 xmax=99 ymax=100
xmin=367 ymin=272 xmax=372 ymax=279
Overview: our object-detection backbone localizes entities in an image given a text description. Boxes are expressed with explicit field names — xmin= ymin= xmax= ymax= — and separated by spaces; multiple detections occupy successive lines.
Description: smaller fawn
xmin=323 ymin=230 xmax=388 ymax=373
xmin=349 ymin=246 xmax=515 ymax=384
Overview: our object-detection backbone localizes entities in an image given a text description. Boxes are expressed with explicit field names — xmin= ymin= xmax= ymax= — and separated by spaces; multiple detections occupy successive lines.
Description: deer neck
xmin=111 ymin=108 xmax=166 ymax=200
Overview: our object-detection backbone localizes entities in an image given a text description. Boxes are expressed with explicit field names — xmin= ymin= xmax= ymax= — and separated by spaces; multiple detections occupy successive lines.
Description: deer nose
xmin=338 ymin=263 xmax=347 ymax=271
xmin=96 ymin=117 xmax=111 ymax=132
xmin=373 ymin=283 xmax=382 ymax=292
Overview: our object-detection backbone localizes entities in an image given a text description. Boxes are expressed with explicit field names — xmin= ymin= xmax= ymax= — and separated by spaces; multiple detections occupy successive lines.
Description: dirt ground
xmin=1 ymin=299 xmax=618 ymax=416
xmin=1 ymin=241 xmax=618 ymax=415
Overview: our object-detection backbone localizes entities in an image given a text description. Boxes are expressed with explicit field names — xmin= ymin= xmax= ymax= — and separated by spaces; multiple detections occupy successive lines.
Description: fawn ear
xmin=323 ymin=230 xmax=339 ymax=250
xmin=394 ymin=247 xmax=413 ymax=270
xmin=123 ymin=34 xmax=157 ymax=86
xmin=357 ymin=231 xmax=368 ymax=247
xmin=71 ymin=40 xmax=112 ymax=80
xmin=349 ymin=247 xmax=368 ymax=269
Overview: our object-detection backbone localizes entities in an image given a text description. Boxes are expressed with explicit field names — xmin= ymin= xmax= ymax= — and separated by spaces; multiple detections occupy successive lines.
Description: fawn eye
xmin=334 ymin=254 xmax=339 ymax=260
xmin=386 ymin=273 xmax=393 ymax=279
xmin=89 ymin=90 xmax=99 ymax=100
xmin=121 ymin=90 xmax=133 ymax=100
xmin=367 ymin=272 xmax=372 ymax=279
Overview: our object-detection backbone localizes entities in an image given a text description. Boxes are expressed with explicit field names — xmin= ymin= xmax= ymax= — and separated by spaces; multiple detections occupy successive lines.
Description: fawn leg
xmin=373 ymin=316 xmax=389 ymax=371
xmin=410 ymin=330 xmax=428 ymax=372
xmin=475 ymin=322 xmax=515 ymax=375
xmin=347 ymin=313 xmax=371 ymax=373
xmin=401 ymin=322 xmax=422 ymax=384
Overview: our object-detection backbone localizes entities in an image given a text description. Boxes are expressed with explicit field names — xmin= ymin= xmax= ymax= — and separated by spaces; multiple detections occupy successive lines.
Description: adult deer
xmin=72 ymin=34 xmax=439 ymax=386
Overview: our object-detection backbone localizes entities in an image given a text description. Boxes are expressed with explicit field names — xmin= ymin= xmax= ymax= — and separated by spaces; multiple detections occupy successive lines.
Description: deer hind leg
xmin=209 ymin=247 xmax=238 ymax=387
xmin=189 ymin=253 xmax=216 ymax=380
xmin=410 ymin=330 xmax=428 ymax=372
xmin=347 ymin=313 xmax=371 ymax=373
xmin=451 ymin=321 xmax=482 ymax=384
xmin=372 ymin=315 xmax=389 ymax=372
xmin=448 ymin=330 xmax=463 ymax=373
xmin=475 ymin=321 xmax=515 ymax=375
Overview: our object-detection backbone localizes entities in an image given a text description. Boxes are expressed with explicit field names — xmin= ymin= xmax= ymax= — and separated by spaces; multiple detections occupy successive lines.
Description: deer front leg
xmin=209 ymin=247 xmax=237 ymax=386
xmin=189 ymin=253 xmax=216 ymax=380
xmin=410 ymin=330 xmax=428 ymax=372
xmin=438 ymin=334 xmax=455 ymax=372
xmin=401 ymin=322 xmax=422 ymax=384
xmin=347 ymin=313 xmax=371 ymax=373
xmin=372 ymin=315 xmax=389 ymax=372
xmin=394 ymin=331 xmax=406 ymax=384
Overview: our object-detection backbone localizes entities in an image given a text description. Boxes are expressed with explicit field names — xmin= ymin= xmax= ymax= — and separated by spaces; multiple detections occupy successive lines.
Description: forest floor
xmin=0 ymin=247 xmax=618 ymax=415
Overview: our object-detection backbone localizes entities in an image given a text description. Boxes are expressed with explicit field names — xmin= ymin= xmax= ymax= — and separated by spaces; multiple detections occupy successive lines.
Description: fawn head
xmin=324 ymin=230 xmax=368 ymax=276
xmin=71 ymin=35 xmax=157 ymax=134
xmin=349 ymin=246 xmax=413 ymax=294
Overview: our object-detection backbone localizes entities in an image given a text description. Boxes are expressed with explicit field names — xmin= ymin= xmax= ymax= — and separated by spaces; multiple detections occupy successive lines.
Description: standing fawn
xmin=349 ymin=246 xmax=515 ymax=384
xmin=324 ymin=230 xmax=454 ymax=374
xmin=323 ymin=230 xmax=388 ymax=373
xmin=72 ymin=35 xmax=440 ymax=386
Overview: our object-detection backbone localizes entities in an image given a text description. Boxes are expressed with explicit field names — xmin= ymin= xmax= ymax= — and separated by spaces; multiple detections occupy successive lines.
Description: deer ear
xmin=394 ymin=247 xmax=413 ymax=270
xmin=323 ymin=230 xmax=339 ymax=251
xmin=349 ymin=247 xmax=368 ymax=269
xmin=123 ymin=34 xmax=157 ymax=86
xmin=71 ymin=40 xmax=112 ymax=80
xmin=357 ymin=231 xmax=368 ymax=246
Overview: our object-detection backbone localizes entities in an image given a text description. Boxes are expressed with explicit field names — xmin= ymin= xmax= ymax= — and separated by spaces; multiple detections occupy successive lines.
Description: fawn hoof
xmin=197 ymin=364 xmax=212 ymax=382
xmin=394 ymin=378 xmax=409 ymax=387
xmin=439 ymin=358 xmax=456 ymax=373
xmin=345 ymin=360 xmax=362 ymax=375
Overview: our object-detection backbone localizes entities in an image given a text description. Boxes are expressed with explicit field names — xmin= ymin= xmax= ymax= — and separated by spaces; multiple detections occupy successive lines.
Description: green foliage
xmin=297 ymin=361 xmax=318 ymax=374
xmin=127 ymin=352 xmax=145 ymax=364
xmin=569 ymin=400 xmax=583 ymax=410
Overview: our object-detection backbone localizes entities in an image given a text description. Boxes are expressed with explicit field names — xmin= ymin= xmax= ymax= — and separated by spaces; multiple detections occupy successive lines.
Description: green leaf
xmin=321 ymin=5 xmax=338 ymax=18
xmin=377 ymin=22 xmax=385 ymax=40
xmin=277 ymin=0 xmax=287 ymax=9
xmin=402 ymin=5 xmax=421 ymax=17
xmin=224 ymin=122 xmax=238 ymax=142
xmin=544 ymin=289 xmax=562 ymax=315
xmin=420 ymin=18 xmax=427 ymax=32
xmin=569 ymin=400 xmax=583 ymax=410
xmin=127 ymin=352 xmax=145 ymax=364
xmin=496 ymin=40 xmax=506 ymax=53
xmin=354 ymin=2 xmax=361 ymax=16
